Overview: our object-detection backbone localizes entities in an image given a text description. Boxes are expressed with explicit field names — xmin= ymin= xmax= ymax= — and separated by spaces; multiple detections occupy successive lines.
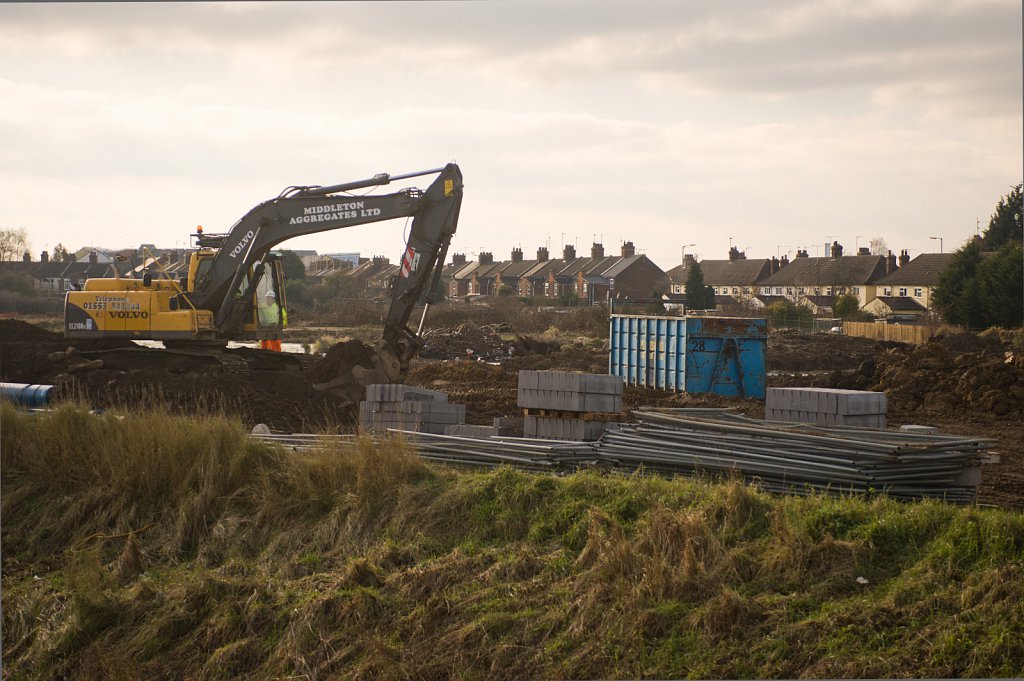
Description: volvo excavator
xmin=63 ymin=164 xmax=463 ymax=396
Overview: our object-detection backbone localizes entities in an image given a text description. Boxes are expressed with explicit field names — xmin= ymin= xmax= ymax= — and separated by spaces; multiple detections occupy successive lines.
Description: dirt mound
xmin=0 ymin=320 xmax=357 ymax=432
xmin=767 ymin=329 xmax=879 ymax=372
xmin=502 ymin=343 xmax=607 ymax=374
xmin=419 ymin=322 xmax=559 ymax=361
xmin=407 ymin=359 xmax=518 ymax=423
xmin=834 ymin=339 xmax=1024 ymax=419
xmin=0 ymin=318 xmax=62 ymax=345
xmin=310 ymin=339 xmax=377 ymax=383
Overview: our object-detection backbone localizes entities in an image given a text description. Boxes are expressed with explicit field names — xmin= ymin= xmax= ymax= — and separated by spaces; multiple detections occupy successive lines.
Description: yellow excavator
xmin=64 ymin=164 xmax=463 ymax=393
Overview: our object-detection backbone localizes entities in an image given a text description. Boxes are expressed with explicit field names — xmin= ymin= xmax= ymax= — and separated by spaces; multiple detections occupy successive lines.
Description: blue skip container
xmin=609 ymin=315 xmax=767 ymax=399
xmin=0 ymin=382 xmax=55 ymax=407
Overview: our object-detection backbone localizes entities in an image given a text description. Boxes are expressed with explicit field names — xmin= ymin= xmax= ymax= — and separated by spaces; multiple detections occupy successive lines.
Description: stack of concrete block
xmin=518 ymin=370 xmax=624 ymax=441
xmin=359 ymin=384 xmax=466 ymax=435
xmin=445 ymin=417 xmax=524 ymax=439
xmin=524 ymin=416 xmax=619 ymax=441
xmin=765 ymin=387 xmax=887 ymax=429
xmin=517 ymin=370 xmax=623 ymax=413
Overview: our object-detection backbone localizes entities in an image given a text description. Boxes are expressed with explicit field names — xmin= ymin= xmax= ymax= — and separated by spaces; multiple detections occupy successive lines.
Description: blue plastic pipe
xmin=0 ymin=382 xmax=55 ymax=407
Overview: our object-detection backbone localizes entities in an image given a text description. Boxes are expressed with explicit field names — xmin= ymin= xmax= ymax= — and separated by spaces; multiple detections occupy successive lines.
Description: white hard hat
xmin=265 ymin=290 xmax=276 ymax=299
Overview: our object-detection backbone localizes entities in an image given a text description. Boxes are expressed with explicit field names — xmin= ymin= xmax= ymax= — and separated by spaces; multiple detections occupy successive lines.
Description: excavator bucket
xmin=309 ymin=340 xmax=405 ymax=402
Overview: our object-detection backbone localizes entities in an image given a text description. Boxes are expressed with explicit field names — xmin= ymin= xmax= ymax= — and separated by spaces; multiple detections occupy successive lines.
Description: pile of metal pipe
xmin=248 ymin=409 xmax=990 ymax=504
xmin=249 ymin=429 xmax=596 ymax=472
xmin=394 ymin=430 xmax=598 ymax=472
xmin=596 ymin=409 xmax=989 ymax=503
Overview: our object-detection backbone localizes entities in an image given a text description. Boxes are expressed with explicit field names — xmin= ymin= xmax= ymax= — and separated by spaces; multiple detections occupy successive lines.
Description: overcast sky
xmin=1 ymin=1 xmax=1020 ymax=271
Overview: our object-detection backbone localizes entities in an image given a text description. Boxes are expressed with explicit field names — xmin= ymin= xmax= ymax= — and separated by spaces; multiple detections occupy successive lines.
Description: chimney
xmin=770 ymin=256 xmax=779 ymax=274
xmin=728 ymin=245 xmax=745 ymax=261
xmin=858 ymin=247 xmax=870 ymax=255
xmin=885 ymin=250 xmax=897 ymax=275
xmin=780 ymin=254 xmax=789 ymax=267
xmin=796 ymin=249 xmax=809 ymax=258
xmin=898 ymin=249 xmax=910 ymax=268
xmin=23 ymin=251 xmax=31 ymax=263
xmin=830 ymin=241 xmax=843 ymax=258
xmin=562 ymin=244 xmax=576 ymax=260
xmin=591 ymin=242 xmax=604 ymax=259
xmin=511 ymin=247 xmax=523 ymax=262
xmin=452 ymin=253 xmax=466 ymax=265
xmin=479 ymin=251 xmax=494 ymax=265
xmin=40 ymin=250 xmax=49 ymax=263
xmin=536 ymin=246 xmax=549 ymax=262
xmin=684 ymin=253 xmax=696 ymax=263
xmin=372 ymin=255 xmax=389 ymax=265
xmin=621 ymin=241 xmax=635 ymax=257
xmin=89 ymin=250 xmax=98 ymax=265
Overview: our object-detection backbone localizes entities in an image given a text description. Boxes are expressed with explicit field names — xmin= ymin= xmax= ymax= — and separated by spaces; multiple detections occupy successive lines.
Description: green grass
xmin=2 ymin=402 xmax=1023 ymax=679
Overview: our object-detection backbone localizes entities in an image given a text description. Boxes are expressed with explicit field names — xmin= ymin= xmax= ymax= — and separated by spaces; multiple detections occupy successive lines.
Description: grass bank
xmin=2 ymin=403 xmax=1022 ymax=679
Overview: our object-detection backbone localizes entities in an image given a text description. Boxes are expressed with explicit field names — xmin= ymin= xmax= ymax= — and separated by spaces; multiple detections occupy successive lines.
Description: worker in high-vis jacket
xmin=258 ymin=289 xmax=286 ymax=351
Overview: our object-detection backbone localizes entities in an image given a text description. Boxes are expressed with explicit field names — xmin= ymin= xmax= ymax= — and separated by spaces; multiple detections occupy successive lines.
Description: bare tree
xmin=869 ymin=237 xmax=888 ymax=256
xmin=0 ymin=228 xmax=30 ymax=262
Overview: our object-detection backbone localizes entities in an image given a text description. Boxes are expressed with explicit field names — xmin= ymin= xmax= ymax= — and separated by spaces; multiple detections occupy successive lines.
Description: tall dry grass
xmin=3 ymin=403 xmax=1023 ymax=680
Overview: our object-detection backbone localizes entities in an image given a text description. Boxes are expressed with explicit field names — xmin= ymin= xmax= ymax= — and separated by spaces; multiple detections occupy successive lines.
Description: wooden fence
xmin=843 ymin=321 xmax=936 ymax=344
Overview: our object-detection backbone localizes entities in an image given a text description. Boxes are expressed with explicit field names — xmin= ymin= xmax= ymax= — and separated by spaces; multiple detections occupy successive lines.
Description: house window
xmin=852 ymin=287 xmax=860 ymax=295
xmin=797 ymin=287 xmax=805 ymax=295
xmin=883 ymin=287 xmax=892 ymax=296
xmin=774 ymin=287 xmax=782 ymax=295
xmin=814 ymin=287 xmax=821 ymax=295
xmin=583 ymin=283 xmax=588 ymax=292
xmin=826 ymin=287 xmax=832 ymax=296
xmin=732 ymin=287 xmax=738 ymax=295
xmin=742 ymin=287 xmax=750 ymax=295
xmin=899 ymin=287 xmax=907 ymax=297
xmin=713 ymin=287 xmax=719 ymax=294
xmin=786 ymin=287 xmax=793 ymax=296
xmin=914 ymin=288 xmax=922 ymax=298
xmin=763 ymin=287 xmax=771 ymax=295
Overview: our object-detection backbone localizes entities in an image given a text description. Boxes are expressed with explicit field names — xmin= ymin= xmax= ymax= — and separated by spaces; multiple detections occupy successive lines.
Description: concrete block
xmin=836 ymin=390 xmax=887 ymax=416
xmin=838 ymin=413 xmax=886 ymax=429
xmin=518 ymin=370 xmax=539 ymax=390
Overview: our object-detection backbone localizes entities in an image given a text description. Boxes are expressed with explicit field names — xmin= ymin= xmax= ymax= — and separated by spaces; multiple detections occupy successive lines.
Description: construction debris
xmin=418 ymin=323 xmax=558 ymax=361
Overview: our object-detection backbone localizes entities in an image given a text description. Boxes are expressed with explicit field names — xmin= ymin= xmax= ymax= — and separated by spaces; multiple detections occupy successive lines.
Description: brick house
xmin=756 ymin=243 xmax=895 ymax=308
xmin=871 ymin=251 xmax=952 ymax=311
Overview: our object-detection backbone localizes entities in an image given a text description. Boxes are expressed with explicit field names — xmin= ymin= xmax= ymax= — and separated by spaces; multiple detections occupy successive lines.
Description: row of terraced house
xmin=442 ymin=242 xmax=670 ymax=303
xmin=4 ymin=239 xmax=961 ymax=321
xmin=663 ymin=242 xmax=957 ymax=321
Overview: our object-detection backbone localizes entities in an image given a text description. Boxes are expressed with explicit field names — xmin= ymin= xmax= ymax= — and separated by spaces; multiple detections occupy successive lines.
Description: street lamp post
xmin=929 ymin=236 xmax=943 ymax=253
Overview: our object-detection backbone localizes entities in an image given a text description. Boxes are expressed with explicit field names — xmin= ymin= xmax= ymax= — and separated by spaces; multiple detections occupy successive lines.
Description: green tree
xmin=684 ymin=261 xmax=714 ymax=310
xmin=279 ymin=250 xmax=307 ymax=281
xmin=52 ymin=243 xmax=74 ymax=262
xmin=982 ymin=183 xmax=1023 ymax=250
xmin=833 ymin=294 xmax=861 ymax=320
xmin=932 ymin=240 xmax=984 ymax=327
xmin=765 ymin=299 xmax=813 ymax=328
xmin=975 ymin=241 xmax=1023 ymax=327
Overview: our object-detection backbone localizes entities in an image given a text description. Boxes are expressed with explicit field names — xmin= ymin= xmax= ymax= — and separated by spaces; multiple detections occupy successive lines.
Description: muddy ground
xmin=1 ymin=318 xmax=1020 ymax=509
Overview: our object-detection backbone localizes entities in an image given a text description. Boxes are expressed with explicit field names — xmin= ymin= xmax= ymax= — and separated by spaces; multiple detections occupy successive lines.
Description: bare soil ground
xmin=1 ymin=318 xmax=1020 ymax=509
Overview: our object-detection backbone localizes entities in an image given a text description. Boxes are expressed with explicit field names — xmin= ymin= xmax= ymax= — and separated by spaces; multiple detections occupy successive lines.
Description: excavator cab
xmin=250 ymin=254 xmax=287 ymax=334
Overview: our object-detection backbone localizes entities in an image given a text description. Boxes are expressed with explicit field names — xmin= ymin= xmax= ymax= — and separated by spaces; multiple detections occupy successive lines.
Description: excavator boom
xmin=64 ymin=164 xmax=464 ymax=396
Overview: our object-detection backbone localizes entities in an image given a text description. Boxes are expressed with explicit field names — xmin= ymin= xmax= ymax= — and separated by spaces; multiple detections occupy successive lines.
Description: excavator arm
xmin=188 ymin=163 xmax=463 ymax=388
